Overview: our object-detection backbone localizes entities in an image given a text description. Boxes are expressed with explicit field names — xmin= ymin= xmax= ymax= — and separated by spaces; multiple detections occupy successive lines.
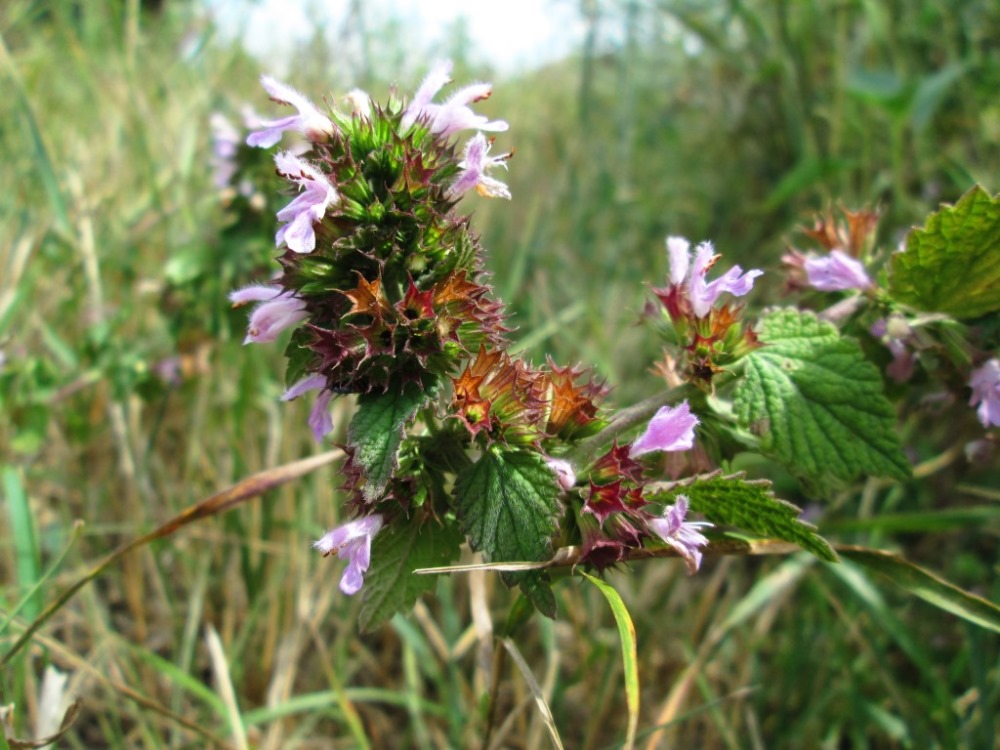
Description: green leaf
xmin=580 ymin=573 xmax=639 ymax=750
xmin=648 ymin=472 xmax=837 ymax=562
xmin=2 ymin=467 xmax=43 ymax=621
xmin=358 ymin=520 xmax=463 ymax=632
xmin=839 ymin=547 xmax=1000 ymax=634
xmin=889 ymin=186 xmax=1000 ymax=318
xmin=453 ymin=448 xmax=560 ymax=616
xmin=347 ymin=382 xmax=428 ymax=501
xmin=734 ymin=309 xmax=910 ymax=483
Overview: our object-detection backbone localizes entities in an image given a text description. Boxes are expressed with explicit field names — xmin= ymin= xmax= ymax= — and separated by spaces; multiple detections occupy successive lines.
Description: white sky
xmin=206 ymin=0 xmax=587 ymax=75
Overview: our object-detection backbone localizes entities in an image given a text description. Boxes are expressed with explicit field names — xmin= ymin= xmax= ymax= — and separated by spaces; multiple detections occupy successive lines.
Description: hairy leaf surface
xmin=890 ymin=185 xmax=1000 ymax=318
xmin=734 ymin=309 xmax=910 ymax=483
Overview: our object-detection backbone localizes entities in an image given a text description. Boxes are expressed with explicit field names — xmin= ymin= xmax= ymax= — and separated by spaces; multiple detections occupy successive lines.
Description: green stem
xmin=565 ymin=384 xmax=693 ymax=469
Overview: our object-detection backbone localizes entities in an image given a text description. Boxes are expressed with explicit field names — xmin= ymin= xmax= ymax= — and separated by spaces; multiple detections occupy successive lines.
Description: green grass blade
xmin=580 ymin=572 xmax=639 ymax=750
xmin=839 ymin=547 xmax=1000 ymax=634
xmin=1 ymin=466 xmax=42 ymax=622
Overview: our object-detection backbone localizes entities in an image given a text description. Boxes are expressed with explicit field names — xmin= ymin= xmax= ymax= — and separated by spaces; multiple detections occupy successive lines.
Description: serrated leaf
xmin=839 ymin=547 xmax=1000 ymax=634
xmin=649 ymin=472 xmax=837 ymax=561
xmin=735 ymin=309 xmax=910 ymax=483
xmin=347 ymin=383 xmax=428 ymax=501
xmin=889 ymin=185 xmax=1000 ymax=318
xmin=454 ymin=448 xmax=560 ymax=616
xmin=359 ymin=520 xmax=463 ymax=632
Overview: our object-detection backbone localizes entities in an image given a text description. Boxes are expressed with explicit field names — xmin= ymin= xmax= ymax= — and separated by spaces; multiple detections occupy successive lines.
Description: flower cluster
xmin=576 ymin=401 xmax=711 ymax=573
xmin=229 ymin=63 xmax=528 ymax=588
xmin=229 ymin=63 xmax=644 ymax=598
xmin=234 ymin=65 xmax=514 ymax=431
xmin=649 ymin=236 xmax=763 ymax=384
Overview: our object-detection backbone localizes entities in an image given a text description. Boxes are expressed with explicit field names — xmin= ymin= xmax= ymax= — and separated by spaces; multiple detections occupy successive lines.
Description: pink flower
xmin=804 ymin=250 xmax=872 ymax=292
xmin=545 ymin=457 xmax=576 ymax=490
xmin=282 ymin=374 xmax=335 ymax=442
xmin=401 ymin=60 xmax=509 ymax=136
xmin=449 ymin=133 xmax=511 ymax=199
xmin=969 ymin=358 xmax=1000 ymax=428
xmin=667 ymin=236 xmax=763 ymax=318
xmin=229 ymin=285 xmax=308 ymax=344
xmin=630 ymin=400 xmax=699 ymax=457
xmin=274 ymin=152 xmax=338 ymax=254
xmin=647 ymin=496 xmax=712 ymax=574
xmin=246 ymin=75 xmax=335 ymax=148
xmin=314 ymin=514 xmax=384 ymax=594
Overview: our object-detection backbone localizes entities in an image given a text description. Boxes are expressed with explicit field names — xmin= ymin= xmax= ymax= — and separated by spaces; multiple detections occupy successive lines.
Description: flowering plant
xmin=223 ymin=62 xmax=999 ymax=644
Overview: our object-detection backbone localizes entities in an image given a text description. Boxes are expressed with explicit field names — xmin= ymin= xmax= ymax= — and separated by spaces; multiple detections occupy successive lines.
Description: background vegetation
xmin=1 ymin=0 xmax=998 ymax=747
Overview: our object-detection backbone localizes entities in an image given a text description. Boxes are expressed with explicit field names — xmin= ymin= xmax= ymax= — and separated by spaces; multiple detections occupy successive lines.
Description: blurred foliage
xmin=479 ymin=0 xmax=1000 ymax=399
xmin=0 ymin=0 xmax=997 ymax=748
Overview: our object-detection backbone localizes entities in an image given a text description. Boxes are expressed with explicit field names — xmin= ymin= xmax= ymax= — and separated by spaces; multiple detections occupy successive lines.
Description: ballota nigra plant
xmin=224 ymin=61 xmax=1000 ymax=636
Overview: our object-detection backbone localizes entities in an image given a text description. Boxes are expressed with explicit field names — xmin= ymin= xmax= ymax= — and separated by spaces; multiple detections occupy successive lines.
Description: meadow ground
xmin=1 ymin=1 xmax=998 ymax=747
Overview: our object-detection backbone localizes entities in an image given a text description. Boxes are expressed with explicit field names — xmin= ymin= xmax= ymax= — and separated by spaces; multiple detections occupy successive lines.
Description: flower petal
xmin=630 ymin=401 xmax=699 ymax=456
xmin=804 ymin=250 xmax=872 ymax=292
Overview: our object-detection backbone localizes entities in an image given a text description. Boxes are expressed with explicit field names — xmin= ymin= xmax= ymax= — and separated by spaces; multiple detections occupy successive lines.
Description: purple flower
xmin=630 ymin=400 xmax=699 ymax=457
xmin=209 ymin=112 xmax=241 ymax=188
xmin=647 ymin=496 xmax=712 ymax=574
xmin=282 ymin=373 xmax=335 ymax=442
xmin=804 ymin=250 xmax=872 ymax=292
xmin=449 ymin=133 xmax=511 ymax=199
xmin=314 ymin=514 xmax=384 ymax=594
xmin=667 ymin=236 xmax=763 ymax=318
xmin=969 ymin=358 xmax=1000 ymax=428
xmin=274 ymin=152 xmax=338 ymax=254
xmin=401 ymin=60 xmax=508 ymax=136
xmin=229 ymin=285 xmax=308 ymax=344
xmin=246 ymin=75 xmax=335 ymax=148
xmin=870 ymin=317 xmax=916 ymax=383
xmin=545 ymin=457 xmax=576 ymax=490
